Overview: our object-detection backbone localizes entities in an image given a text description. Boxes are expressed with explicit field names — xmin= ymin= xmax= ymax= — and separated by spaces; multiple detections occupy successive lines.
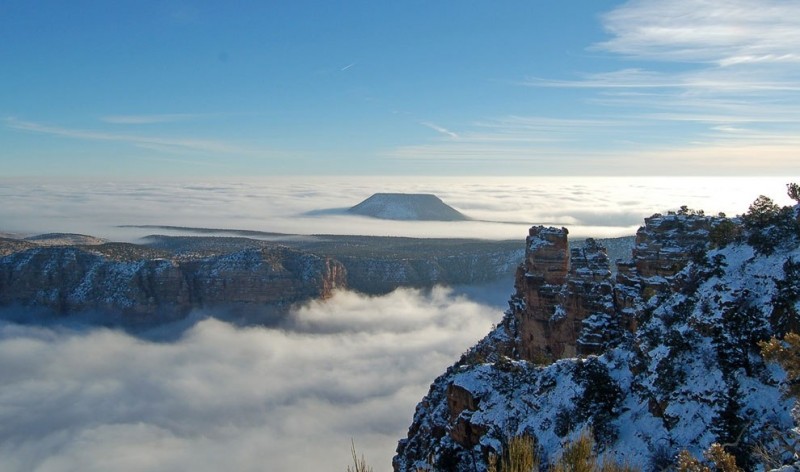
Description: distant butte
xmin=347 ymin=193 xmax=469 ymax=221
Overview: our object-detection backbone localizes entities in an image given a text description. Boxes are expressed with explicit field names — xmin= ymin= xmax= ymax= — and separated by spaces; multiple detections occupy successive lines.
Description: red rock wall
xmin=512 ymin=230 xmax=617 ymax=361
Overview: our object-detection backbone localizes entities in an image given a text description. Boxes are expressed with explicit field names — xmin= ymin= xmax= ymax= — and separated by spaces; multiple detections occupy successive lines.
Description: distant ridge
xmin=347 ymin=193 xmax=468 ymax=221
xmin=25 ymin=233 xmax=107 ymax=246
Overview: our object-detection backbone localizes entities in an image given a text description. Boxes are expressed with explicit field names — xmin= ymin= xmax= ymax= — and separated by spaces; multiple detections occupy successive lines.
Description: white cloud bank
xmin=0 ymin=287 xmax=500 ymax=472
xmin=1 ymin=176 xmax=796 ymax=241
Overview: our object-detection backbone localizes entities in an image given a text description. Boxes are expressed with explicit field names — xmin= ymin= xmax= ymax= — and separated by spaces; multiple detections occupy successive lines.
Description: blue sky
xmin=2 ymin=0 xmax=799 ymax=177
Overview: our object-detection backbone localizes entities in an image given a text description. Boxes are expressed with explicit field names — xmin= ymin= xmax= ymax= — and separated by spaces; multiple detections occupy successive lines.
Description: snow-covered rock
xmin=347 ymin=193 xmax=469 ymax=221
xmin=394 ymin=208 xmax=800 ymax=471
xmin=0 ymin=243 xmax=345 ymax=324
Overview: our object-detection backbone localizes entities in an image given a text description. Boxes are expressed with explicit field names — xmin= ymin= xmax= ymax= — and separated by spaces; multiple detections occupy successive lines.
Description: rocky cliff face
xmin=394 ymin=208 xmax=800 ymax=471
xmin=142 ymin=234 xmax=528 ymax=296
xmin=510 ymin=213 xmax=729 ymax=363
xmin=510 ymin=226 xmax=616 ymax=361
xmin=628 ymin=213 xmax=720 ymax=293
xmin=0 ymin=243 xmax=345 ymax=324
xmin=338 ymin=249 xmax=524 ymax=295
xmin=0 ymin=232 xmax=529 ymax=325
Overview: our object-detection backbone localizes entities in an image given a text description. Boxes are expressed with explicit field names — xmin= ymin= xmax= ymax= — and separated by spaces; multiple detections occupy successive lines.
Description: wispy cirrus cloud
xmin=5 ymin=118 xmax=246 ymax=155
xmin=420 ymin=122 xmax=459 ymax=139
xmin=524 ymin=68 xmax=800 ymax=93
xmin=387 ymin=113 xmax=800 ymax=175
xmin=389 ymin=2 xmax=800 ymax=175
xmin=388 ymin=115 xmax=643 ymax=172
xmin=420 ymin=115 xmax=627 ymax=144
xmin=595 ymin=0 xmax=800 ymax=66
xmin=561 ymin=0 xmax=800 ymax=106
xmin=513 ymin=0 xmax=800 ymax=173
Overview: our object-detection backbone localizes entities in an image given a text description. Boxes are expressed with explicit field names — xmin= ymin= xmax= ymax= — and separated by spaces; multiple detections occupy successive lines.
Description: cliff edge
xmin=0 ymin=243 xmax=345 ymax=325
xmin=395 ymin=199 xmax=800 ymax=471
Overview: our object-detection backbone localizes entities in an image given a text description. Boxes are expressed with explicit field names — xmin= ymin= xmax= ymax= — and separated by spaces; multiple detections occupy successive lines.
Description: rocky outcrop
xmin=0 ymin=243 xmax=345 ymax=324
xmin=510 ymin=227 xmax=615 ymax=361
xmin=511 ymin=226 xmax=570 ymax=361
xmin=394 ymin=210 xmax=800 ymax=472
xmin=570 ymin=239 xmax=616 ymax=355
xmin=628 ymin=212 xmax=721 ymax=294
xmin=447 ymin=384 xmax=486 ymax=448
xmin=337 ymin=249 xmax=524 ymax=294
xmin=142 ymin=234 xmax=526 ymax=296
xmin=510 ymin=214 xmax=728 ymax=362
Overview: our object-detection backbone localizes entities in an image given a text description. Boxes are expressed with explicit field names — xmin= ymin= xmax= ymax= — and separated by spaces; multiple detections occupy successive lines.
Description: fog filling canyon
xmin=1 ymin=176 xmax=794 ymax=241
xmin=1 ymin=176 xmax=798 ymax=471
xmin=0 ymin=287 xmax=505 ymax=472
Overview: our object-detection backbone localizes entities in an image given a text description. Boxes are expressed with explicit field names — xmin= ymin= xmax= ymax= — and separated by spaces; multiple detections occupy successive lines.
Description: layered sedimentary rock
xmin=569 ymin=239 xmax=616 ymax=355
xmin=338 ymin=249 xmax=524 ymax=295
xmin=0 ymin=243 xmax=345 ymax=324
xmin=394 ymin=210 xmax=798 ymax=472
xmin=628 ymin=212 xmax=720 ymax=292
xmin=510 ymin=227 xmax=614 ymax=360
xmin=143 ymin=234 xmax=526 ymax=296
xmin=511 ymin=226 xmax=570 ymax=361
xmin=511 ymin=214 xmax=726 ymax=361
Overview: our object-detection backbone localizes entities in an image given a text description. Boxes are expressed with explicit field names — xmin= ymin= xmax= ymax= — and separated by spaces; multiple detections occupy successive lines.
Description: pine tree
xmin=711 ymin=378 xmax=752 ymax=470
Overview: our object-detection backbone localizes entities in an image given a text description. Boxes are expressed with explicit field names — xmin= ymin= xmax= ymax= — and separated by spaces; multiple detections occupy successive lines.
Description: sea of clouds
xmin=0 ymin=287 xmax=507 ymax=472
xmin=1 ymin=176 xmax=795 ymax=241
xmin=0 ymin=176 xmax=797 ymax=471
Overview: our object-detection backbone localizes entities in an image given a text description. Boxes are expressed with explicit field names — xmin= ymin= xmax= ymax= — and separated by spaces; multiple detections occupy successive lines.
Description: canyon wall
xmin=510 ymin=212 xmax=721 ymax=362
xmin=0 ymin=244 xmax=345 ymax=324
xmin=392 ymin=211 xmax=796 ymax=472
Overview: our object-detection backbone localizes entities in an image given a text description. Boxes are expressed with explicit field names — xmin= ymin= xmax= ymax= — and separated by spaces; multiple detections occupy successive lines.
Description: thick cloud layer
xmin=0 ymin=175 xmax=796 ymax=470
xmin=1 ymin=176 xmax=794 ymax=241
xmin=0 ymin=287 xmax=501 ymax=472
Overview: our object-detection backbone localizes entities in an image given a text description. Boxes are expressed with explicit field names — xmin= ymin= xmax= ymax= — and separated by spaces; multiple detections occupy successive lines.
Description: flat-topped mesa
xmin=511 ymin=227 xmax=617 ymax=361
xmin=347 ymin=193 xmax=468 ymax=221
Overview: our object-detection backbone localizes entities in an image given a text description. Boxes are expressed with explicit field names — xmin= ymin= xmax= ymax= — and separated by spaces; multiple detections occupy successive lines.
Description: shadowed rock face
xmin=510 ymin=214 xmax=726 ymax=362
xmin=337 ymin=249 xmax=523 ymax=294
xmin=510 ymin=227 xmax=616 ymax=360
xmin=347 ymin=193 xmax=468 ymax=221
xmin=0 ymin=233 xmax=529 ymax=325
xmin=0 ymin=243 xmax=345 ymax=325
xmin=394 ymin=211 xmax=797 ymax=472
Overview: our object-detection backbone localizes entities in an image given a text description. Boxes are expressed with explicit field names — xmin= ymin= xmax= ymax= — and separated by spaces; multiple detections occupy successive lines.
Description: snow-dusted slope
xmin=395 ymin=208 xmax=800 ymax=471
xmin=348 ymin=193 xmax=468 ymax=221
xmin=0 ymin=244 xmax=345 ymax=324
xmin=25 ymin=233 xmax=107 ymax=246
